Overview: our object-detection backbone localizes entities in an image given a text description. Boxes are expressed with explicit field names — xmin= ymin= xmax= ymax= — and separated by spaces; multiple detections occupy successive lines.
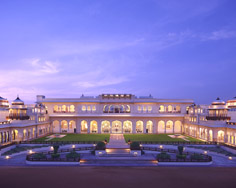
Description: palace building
xmin=0 ymin=94 xmax=236 ymax=146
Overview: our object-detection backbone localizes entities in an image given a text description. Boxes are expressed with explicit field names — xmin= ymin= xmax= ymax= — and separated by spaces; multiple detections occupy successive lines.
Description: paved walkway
xmin=106 ymin=134 xmax=129 ymax=149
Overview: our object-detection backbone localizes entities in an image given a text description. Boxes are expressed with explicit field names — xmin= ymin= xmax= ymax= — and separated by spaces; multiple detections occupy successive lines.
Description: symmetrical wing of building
xmin=0 ymin=94 xmax=236 ymax=146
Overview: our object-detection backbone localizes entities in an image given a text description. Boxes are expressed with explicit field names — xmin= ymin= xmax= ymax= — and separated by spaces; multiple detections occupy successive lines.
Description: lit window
xmin=92 ymin=106 xmax=96 ymax=111
xmin=82 ymin=106 xmax=86 ymax=111
xmin=143 ymin=106 xmax=147 ymax=112
xmin=87 ymin=106 xmax=91 ymax=111
xmin=138 ymin=106 xmax=141 ymax=111
xmin=148 ymin=106 xmax=152 ymax=112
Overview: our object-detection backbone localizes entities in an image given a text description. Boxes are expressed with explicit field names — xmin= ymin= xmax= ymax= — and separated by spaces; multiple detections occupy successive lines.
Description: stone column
xmin=132 ymin=120 xmax=136 ymax=134
xmin=153 ymin=120 xmax=157 ymax=134
xmin=59 ymin=120 xmax=62 ymax=133
xmin=87 ymin=120 xmax=91 ymax=134
xmin=143 ymin=120 xmax=147 ymax=134
xmin=76 ymin=119 xmax=81 ymax=134
xmin=97 ymin=120 xmax=101 ymax=134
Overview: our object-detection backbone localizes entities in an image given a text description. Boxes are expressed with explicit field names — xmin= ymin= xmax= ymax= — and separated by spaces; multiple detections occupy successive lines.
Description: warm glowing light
xmin=133 ymin=152 xmax=138 ymax=156
xmin=140 ymin=144 xmax=143 ymax=147
xmin=204 ymin=151 xmax=208 ymax=154
xmin=72 ymin=145 xmax=75 ymax=148
xmin=50 ymin=146 xmax=54 ymax=150
xmin=98 ymin=152 xmax=102 ymax=155
xmin=159 ymin=145 xmax=163 ymax=149
xmin=29 ymin=150 xmax=33 ymax=154
xmin=229 ymin=156 xmax=232 ymax=160
xmin=5 ymin=156 xmax=10 ymax=159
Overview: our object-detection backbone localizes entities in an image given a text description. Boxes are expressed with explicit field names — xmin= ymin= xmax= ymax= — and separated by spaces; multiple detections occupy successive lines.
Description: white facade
xmin=1 ymin=94 xmax=236 ymax=146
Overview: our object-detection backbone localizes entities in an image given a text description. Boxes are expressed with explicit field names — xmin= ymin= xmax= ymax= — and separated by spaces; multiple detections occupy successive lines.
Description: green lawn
xmin=33 ymin=134 xmax=110 ymax=142
xmin=123 ymin=134 xmax=202 ymax=143
xmin=184 ymin=136 xmax=203 ymax=142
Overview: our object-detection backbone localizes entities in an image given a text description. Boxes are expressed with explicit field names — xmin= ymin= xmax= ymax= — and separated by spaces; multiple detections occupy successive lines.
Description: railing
xmin=137 ymin=141 xmax=218 ymax=145
xmin=141 ymin=146 xmax=212 ymax=162
xmin=53 ymin=111 xmax=75 ymax=113
xmin=159 ymin=111 xmax=181 ymax=114
xmin=7 ymin=115 xmax=30 ymax=120
xmin=206 ymin=116 xmax=231 ymax=121
xmin=26 ymin=146 xmax=95 ymax=162
xmin=20 ymin=140 xmax=100 ymax=144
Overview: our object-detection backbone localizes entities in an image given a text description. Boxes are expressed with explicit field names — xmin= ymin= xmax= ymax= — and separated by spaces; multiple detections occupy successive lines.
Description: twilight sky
xmin=0 ymin=0 xmax=236 ymax=104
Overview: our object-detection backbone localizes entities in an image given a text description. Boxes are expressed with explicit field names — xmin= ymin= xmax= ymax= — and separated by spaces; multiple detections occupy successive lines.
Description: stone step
xmin=106 ymin=148 xmax=130 ymax=154
xmin=80 ymin=159 xmax=158 ymax=166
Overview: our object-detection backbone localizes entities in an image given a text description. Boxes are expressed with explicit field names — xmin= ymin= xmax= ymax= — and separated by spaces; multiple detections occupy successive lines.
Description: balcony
xmin=159 ymin=111 xmax=181 ymax=114
xmin=7 ymin=115 xmax=30 ymax=120
xmin=206 ymin=116 xmax=231 ymax=121
xmin=53 ymin=111 xmax=75 ymax=113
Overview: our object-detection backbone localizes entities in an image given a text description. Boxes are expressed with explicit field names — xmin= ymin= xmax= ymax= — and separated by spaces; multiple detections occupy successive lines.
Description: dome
xmin=0 ymin=96 xmax=9 ymax=107
xmin=212 ymin=97 xmax=225 ymax=105
xmin=227 ymin=96 xmax=236 ymax=103
xmin=12 ymin=96 xmax=24 ymax=105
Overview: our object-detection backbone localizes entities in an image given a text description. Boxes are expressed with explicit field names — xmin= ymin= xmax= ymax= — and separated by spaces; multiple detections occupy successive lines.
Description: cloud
xmin=202 ymin=30 xmax=236 ymax=41
xmin=29 ymin=58 xmax=60 ymax=74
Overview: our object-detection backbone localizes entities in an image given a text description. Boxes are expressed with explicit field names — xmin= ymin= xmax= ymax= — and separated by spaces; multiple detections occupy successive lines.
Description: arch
xmin=136 ymin=120 xmax=143 ymax=133
xmin=53 ymin=105 xmax=58 ymax=112
xmin=52 ymin=120 xmax=60 ymax=133
xmin=70 ymin=105 xmax=75 ymax=113
xmin=69 ymin=120 xmax=76 ymax=133
xmin=23 ymin=129 xmax=27 ymax=140
xmin=82 ymin=106 xmax=86 ymax=111
xmin=166 ymin=120 xmax=173 ymax=133
xmin=81 ymin=120 xmax=88 ymax=133
xmin=174 ymin=121 xmax=182 ymax=133
xmin=92 ymin=106 xmax=96 ymax=111
xmin=61 ymin=120 xmax=68 ymax=132
xmin=217 ymin=130 xmax=224 ymax=142
xmin=209 ymin=130 xmax=213 ymax=141
xmin=101 ymin=120 xmax=110 ymax=133
xmin=159 ymin=105 xmax=164 ymax=113
xmin=90 ymin=120 xmax=98 ymax=133
xmin=112 ymin=120 xmax=122 ymax=133
xmin=62 ymin=105 xmax=67 ymax=112
xmin=126 ymin=105 xmax=131 ymax=113
xmin=158 ymin=120 xmax=165 ymax=133
xmin=167 ymin=105 xmax=173 ymax=112
xmin=146 ymin=120 xmax=153 ymax=133
xmin=123 ymin=120 xmax=132 ymax=133
xmin=12 ymin=129 xmax=18 ymax=140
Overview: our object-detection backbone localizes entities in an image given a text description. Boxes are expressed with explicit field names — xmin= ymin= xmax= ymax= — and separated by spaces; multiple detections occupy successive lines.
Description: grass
xmin=2 ymin=145 xmax=48 ymax=156
xmin=124 ymin=134 xmax=192 ymax=142
xmin=188 ymin=146 xmax=236 ymax=156
xmin=184 ymin=136 xmax=203 ymax=142
xmin=33 ymin=134 xmax=110 ymax=142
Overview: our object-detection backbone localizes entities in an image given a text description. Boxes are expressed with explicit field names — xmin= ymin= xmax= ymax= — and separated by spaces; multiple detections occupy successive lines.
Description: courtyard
xmin=32 ymin=133 xmax=202 ymax=143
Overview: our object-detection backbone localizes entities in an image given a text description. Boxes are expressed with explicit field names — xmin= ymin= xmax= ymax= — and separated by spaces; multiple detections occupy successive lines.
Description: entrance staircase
xmin=80 ymin=134 xmax=158 ymax=166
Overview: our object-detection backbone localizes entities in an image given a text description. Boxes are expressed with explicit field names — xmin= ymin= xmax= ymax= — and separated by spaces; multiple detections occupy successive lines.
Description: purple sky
xmin=0 ymin=0 xmax=236 ymax=104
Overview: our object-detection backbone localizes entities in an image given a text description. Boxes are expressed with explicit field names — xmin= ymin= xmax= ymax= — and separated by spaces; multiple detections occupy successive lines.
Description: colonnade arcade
xmin=52 ymin=119 xmax=183 ymax=134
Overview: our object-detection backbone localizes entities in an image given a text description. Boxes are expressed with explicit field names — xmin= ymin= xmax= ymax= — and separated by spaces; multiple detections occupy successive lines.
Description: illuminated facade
xmin=0 ymin=94 xmax=236 ymax=146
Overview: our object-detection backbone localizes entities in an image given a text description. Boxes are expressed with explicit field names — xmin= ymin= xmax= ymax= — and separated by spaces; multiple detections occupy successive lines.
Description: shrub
xmin=33 ymin=153 xmax=46 ymax=160
xmin=178 ymin=146 xmax=184 ymax=155
xmin=130 ymin=142 xmax=141 ymax=150
xmin=53 ymin=144 xmax=60 ymax=154
xmin=96 ymin=142 xmax=106 ymax=150
xmin=66 ymin=151 xmax=80 ymax=159
xmin=51 ymin=153 xmax=60 ymax=159
xmin=176 ymin=154 xmax=186 ymax=159
xmin=157 ymin=152 xmax=171 ymax=160
xmin=191 ymin=153 xmax=203 ymax=160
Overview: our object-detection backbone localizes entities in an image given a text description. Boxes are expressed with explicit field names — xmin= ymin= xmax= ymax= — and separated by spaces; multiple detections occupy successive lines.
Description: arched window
xmin=126 ymin=105 xmax=131 ymax=113
xmin=123 ymin=121 xmax=132 ymax=133
xmin=92 ymin=106 xmax=96 ymax=111
xmin=148 ymin=106 xmax=152 ymax=112
xmin=138 ymin=106 xmax=142 ymax=112
xmin=53 ymin=105 xmax=58 ymax=112
xmin=81 ymin=120 xmax=88 ymax=133
xmin=61 ymin=120 xmax=68 ymax=132
xmin=90 ymin=121 xmax=98 ymax=133
xmin=70 ymin=105 xmax=75 ymax=113
xmin=62 ymin=105 xmax=67 ymax=112
xmin=159 ymin=105 xmax=164 ymax=113
xmin=136 ymin=121 xmax=143 ymax=133
xmin=168 ymin=105 xmax=173 ymax=112
xmin=87 ymin=106 xmax=91 ymax=111
xmin=101 ymin=121 xmax=110 ymax=133
xmin=82 ymin=106 xmax=86 ymax=111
